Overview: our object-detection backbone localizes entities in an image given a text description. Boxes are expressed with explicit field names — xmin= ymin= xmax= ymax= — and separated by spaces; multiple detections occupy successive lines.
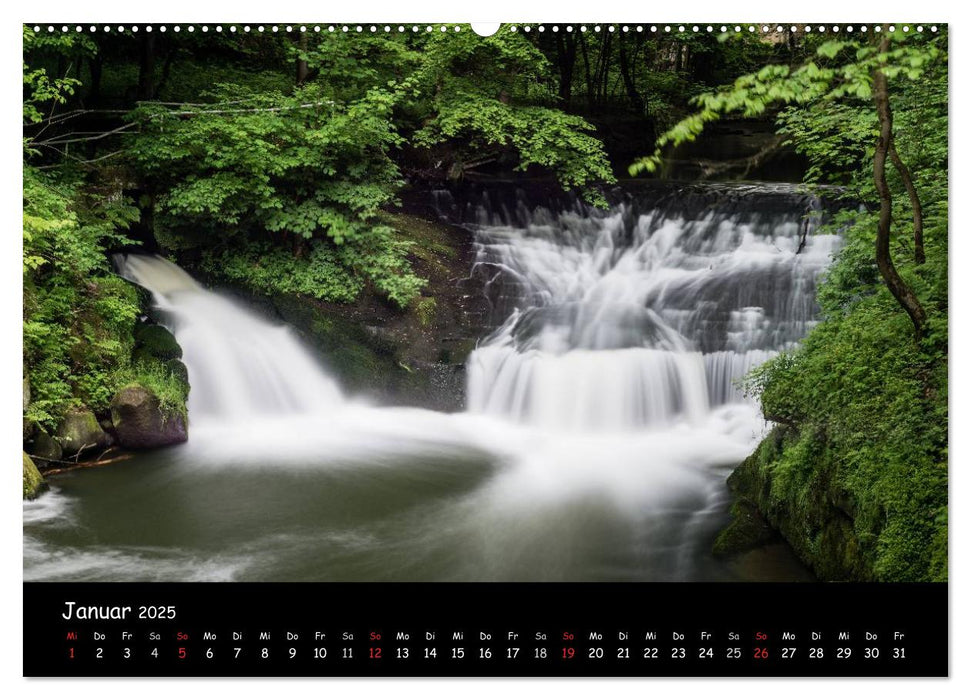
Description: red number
xmin=562 ymin=647 xmax=575 ymax=659
xmin=68 ymin=648 xmax=74 ymax=659
xmin=753 ymin=648 xmax=769 ymax=659
xmin=369 ymin=647 xmax=382 ymax=659
xmin=178 ymin=647 xmax=187 ymax=659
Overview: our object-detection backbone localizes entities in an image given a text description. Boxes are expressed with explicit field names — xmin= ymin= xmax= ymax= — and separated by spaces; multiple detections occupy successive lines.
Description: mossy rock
xmin=56 ymin=407 xmax=109 ymax=457
xmin=134 ymin=323 xmax=182 ymax=361
xmin=23 ymin=452 xmax=46 ymax=500
xmin=165 ymin=358 xmax=190 ymax=386
xmin=110 ymin=384 xmax=187 ymax=449
xmin=30 ymin=428 xmax=62 ymax=468
xmin=712 ymin=499 xmax=777 ymax=558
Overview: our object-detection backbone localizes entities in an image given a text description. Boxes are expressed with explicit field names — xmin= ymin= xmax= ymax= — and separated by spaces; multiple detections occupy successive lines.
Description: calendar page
xmin=21 ymin=19 xmax=948 ymax=678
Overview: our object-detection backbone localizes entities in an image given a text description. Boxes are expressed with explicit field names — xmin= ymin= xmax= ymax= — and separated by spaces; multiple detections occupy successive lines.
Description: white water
xmin=25 ymin=185 xmax=835 ymax=582
xmin=117 ymin=255 xmax=343 ymax=422
xmin=464 ymin=188 xmax=839 ymax=430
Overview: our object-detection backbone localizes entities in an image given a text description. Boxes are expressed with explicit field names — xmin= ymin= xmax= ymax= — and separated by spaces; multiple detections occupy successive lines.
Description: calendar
xmin=22 ymin=19 xmax=950 ymax=681
xmin=24 ymin=583 xmax=948 ymax=676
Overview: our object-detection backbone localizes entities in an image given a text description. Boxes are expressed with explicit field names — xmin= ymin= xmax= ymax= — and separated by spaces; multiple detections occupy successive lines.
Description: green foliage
xmin=128 ymin=83 xmax=422 ymax=305
xmin=23 ymin=166 xmax=141 ymax=426
xmin=22 ymin=27 xmax=94 ymax=128
xmin=116 ymin=360 xmax=191 ymax=423
xmin=631 ymin=31 xmax=943 ymax=175
xmin=200 ymin=233 xmax=425 ymax=308
xmin=400 ymin=29 xmax=615 ymax=204
xmin=414 ymin=98 xmax=613 ymax=202
xmin=127 ymin=29 xmax=616 ymax=306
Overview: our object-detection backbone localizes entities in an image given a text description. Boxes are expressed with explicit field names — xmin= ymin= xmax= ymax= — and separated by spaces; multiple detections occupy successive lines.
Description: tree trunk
xmin=155 ymin=48 xmax=177 ymax=97
xmin=889 ymin=143 xmax=926 ymax=265
xmin=296 ymin=32 xmax=310 ymax=86
xmin=554 ymin=33 xmax=577 ymax=108
xmin=597 ymin=33 xmax=612 ymax=107
xmin=873 ymin=35 xmax=926 ymax=340
xmin=579 ymin=34 xmax=594 ymax=111
xmin=618 ymin=37 xmax=644 ymax=112
xmin=88 ymin=54 xmax=103 ymax=101
xmin=137 ymin=33 xmax=157 ymax=101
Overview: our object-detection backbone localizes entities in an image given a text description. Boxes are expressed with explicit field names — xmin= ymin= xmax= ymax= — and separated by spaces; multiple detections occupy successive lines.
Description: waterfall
xmin=27 ymin=185 xmax=833 ymax=583
xmin=459 ymin=184 xmax=840 ymax=432
xmin=116 ymin=254 xmax=343 ymax=423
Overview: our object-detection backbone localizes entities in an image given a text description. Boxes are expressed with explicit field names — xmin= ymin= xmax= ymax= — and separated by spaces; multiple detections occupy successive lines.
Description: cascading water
xmin=24 ymin=183 xmax=837 ymax=583
xmin=458 ymin=184 xmax=839 ymax=431
xmin=116 ymin=255 xmax=344 ymax=422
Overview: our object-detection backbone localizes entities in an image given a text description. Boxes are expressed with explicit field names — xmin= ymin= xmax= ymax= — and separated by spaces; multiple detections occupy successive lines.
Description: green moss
xmin=412 ymin=296 xmax=438 ymax=328
xmin=23 ymin=452 xmax=45 ymax=500
xmin=722 ymin=423 xmax=946 ymax=582
xmin=712 ymin=499 xmax=776 ymax=558
xmin=378 ymin=211 xmax=460 ymax=272
xmin=116 ymin=357 xmax=190 ymax=423
xmin=56 ymin=407 xmax=107 ymax=456
xmin=134 ymin=324 xmax=183 ymax=361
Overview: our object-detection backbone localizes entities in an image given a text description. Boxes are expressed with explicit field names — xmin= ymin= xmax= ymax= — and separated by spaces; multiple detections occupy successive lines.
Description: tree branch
xmin=888 ymin=142 xmax=926 ymax=265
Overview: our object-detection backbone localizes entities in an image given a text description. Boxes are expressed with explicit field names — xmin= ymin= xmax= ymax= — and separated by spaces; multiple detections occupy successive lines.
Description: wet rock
xmin=165 ymin=358 xmax=190 ymax=385
xmin=30 ymin=428 xmax=62 ymax=468
xmin=23 ymin=452 xmax=46 ymax=500
xmin=23 ymin=372 xmax=32 ymax=440
xmin=57 ymin=407 xmax=109 ymax=457
xmin=110 ymin=384 xmax=187 ymax=449
xmin=712 ymin=499 xmax=776 ymax=558
xmin=135 ymin=323 xmax=182 ymax=361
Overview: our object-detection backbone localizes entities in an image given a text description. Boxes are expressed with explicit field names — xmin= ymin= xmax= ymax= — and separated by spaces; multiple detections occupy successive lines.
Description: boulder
xmin=23 ymin=372 xmax=34 ymax=441
xmin=23 ymin=452 xmax=45 ymax=499
xmin=110 ymin=384 xmax=187 ymax=449
xmin=165 ymin=358 xmax=190 ymax=386
xmin=31 ymin=428 xmax=62 ymax=468
xmin=135 ymin=323 xmax=182 ymax=361
xmin=712 ymin=499 xmax=777 ymax=558
xmin=56 ymin=407 xmax=109 ymax=457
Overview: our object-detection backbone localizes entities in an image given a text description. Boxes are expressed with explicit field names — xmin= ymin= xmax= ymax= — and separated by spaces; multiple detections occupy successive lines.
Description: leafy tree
xmin=631 ymin=29 xmax=943 ymax=341
xmin=126 ymin=28 xmax=615 ymax=309
xmin=23 ymin=30 xmax=181 ymax=429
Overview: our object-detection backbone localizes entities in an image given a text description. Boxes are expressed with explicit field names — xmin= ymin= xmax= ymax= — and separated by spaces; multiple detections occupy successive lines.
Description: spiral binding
xmin=28 ymin=24 xmax=939 ymax=35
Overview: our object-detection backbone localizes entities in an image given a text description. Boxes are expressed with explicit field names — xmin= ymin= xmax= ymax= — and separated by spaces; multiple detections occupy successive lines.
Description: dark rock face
xmin=110 ymin=385 xmax=187 ymax=449
xmin=56 ymin=408 xmax=109 ymax=457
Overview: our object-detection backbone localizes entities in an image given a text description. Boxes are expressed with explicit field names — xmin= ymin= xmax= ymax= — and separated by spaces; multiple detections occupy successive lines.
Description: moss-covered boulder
xmin=56 ymin=407 xmax=109 ymax=457
xmin=134 ymin=323 xmax=182 ymax=361
xmin=110 ymin=384 xmax=187 ymax=449
xmin=716 ymin=427 xmax=879 ymax=581
xmin=30 ymin=428 xmax=62 ymax=468
xmin=712 ymin=499 xmax=776 ymax=558
xmin=165 ymin=358 xmax=190 ymax=385
xmin=23 ymin=372 xmax=33 ymax=440
xmin=23 ymin=452 xmax=46 ymax=499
